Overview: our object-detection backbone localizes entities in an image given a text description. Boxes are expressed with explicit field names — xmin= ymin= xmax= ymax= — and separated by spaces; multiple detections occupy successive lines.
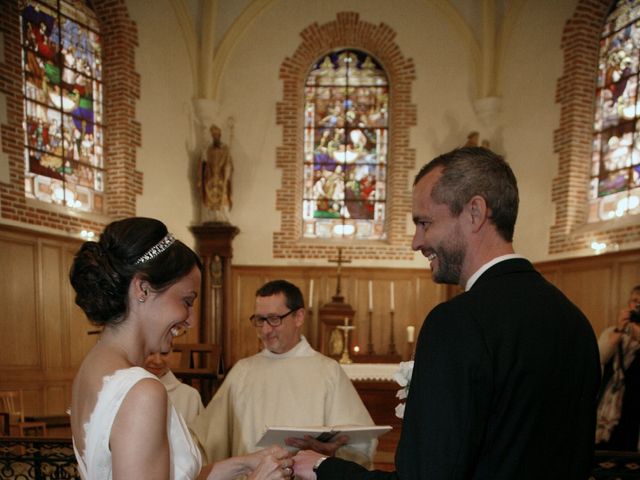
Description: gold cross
xmin=328 ymin=247 xmax=351 ymax=299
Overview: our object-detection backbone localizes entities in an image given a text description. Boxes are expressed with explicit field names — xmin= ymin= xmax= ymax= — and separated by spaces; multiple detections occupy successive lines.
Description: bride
xmin=70 ymin=217 xmax=293 ymax=479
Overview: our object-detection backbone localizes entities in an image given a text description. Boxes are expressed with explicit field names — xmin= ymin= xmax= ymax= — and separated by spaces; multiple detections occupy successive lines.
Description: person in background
xmin=596 ymin=284 xmax=640 ymax=451
xmin=144 ymin=350 xmax=204 ymax=426
xmin=294 ymin=147 xmax=601 ymax=480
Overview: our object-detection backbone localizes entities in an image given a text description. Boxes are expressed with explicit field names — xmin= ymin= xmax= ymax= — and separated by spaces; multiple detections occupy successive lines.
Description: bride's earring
xmin=138 ymin=289 xmax=148 ymax=303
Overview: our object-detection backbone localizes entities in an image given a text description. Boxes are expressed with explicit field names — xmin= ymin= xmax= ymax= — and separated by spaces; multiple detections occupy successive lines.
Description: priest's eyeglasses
xmin=249 ymin=309 xmax=297 ymax=327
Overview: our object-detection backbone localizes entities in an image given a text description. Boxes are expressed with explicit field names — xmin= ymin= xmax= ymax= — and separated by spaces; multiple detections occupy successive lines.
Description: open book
xmin=256 ymin=425 xmax=392 ymax=447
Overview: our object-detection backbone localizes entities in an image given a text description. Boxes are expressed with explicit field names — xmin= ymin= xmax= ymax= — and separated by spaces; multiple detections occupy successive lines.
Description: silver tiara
xmin=134 ymin=233 xmax=176 ymax=265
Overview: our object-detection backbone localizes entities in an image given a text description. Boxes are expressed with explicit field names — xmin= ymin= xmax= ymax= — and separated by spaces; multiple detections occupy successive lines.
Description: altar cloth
xmin=340 ymin=363 xmax=401 ymax=382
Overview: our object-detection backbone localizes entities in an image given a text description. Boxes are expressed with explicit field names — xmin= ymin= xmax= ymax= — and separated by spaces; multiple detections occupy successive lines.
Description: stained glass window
xmin=303 ymin=49 xmax=388 ymax=240
xmin=20 ymin=0 xmax=104 ymax=213
xmin=591 ymin=0 xmax=640 ymax=222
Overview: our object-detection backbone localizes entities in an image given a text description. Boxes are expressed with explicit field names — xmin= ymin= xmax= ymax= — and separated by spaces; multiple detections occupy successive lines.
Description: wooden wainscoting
xmin=536 ymin=248 xmax=640 ymax=338
xmin=226 ymin=265 xmax=447 ymax=368
xmin=0 ymin=225 xmax=86 ymax=419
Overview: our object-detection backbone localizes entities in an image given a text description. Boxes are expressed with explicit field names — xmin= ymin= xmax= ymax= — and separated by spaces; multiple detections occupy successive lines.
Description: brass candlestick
xmin=337 ymin=324 xmax=355 ymax=364
xmin=388 ymin=310 xmax=398 ymax=355
xmin=367 ymin=310 xmax=375 ymax=355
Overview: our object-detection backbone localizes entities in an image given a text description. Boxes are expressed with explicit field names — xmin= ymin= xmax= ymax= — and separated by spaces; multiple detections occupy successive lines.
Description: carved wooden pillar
xmin=190 ymin=223 xmax=239 ymax=361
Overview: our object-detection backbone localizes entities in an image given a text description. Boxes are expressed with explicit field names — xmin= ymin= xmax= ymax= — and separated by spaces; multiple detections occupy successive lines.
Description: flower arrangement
xmin=392 ymin=360 xmax=414 ymax=419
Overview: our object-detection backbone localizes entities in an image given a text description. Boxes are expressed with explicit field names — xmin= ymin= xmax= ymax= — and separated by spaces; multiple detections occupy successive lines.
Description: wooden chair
xmin=0 ymin=412 xmax=9 ymax=436
xmin=171 ymin=343 xmax=223 ymax=404
xmin=0 ymin=390 xmax=47 ymax=436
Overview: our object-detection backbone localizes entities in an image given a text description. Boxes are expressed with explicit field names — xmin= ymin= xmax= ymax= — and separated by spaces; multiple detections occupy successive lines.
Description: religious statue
xmin=464 ymin=131 xmax=479 ymax=147
xmin=464 ymin=131 xmax=491 ymax=149
xmin=198 ymin=124 xmax=233 ymax=223
xmin=329 ymin=328 xmax=344 ymax=356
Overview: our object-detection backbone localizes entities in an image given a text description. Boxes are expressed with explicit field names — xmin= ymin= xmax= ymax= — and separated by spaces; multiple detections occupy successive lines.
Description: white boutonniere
xmin=392 ymin=360 xmax=414 ymax=419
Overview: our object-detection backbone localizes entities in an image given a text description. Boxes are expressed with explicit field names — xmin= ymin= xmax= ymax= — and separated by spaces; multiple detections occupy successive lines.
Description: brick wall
xmin=0 ymin=0 xmax=141 ymax=235
xmin=274 ymin=12 xmax=417 ymax=260
xmin=551 ymin=0 xmax=640 ymax=254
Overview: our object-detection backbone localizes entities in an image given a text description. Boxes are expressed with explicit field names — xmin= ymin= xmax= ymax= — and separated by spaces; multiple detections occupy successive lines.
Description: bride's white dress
xmin=72 ymin=367 xmax=202 ymax=479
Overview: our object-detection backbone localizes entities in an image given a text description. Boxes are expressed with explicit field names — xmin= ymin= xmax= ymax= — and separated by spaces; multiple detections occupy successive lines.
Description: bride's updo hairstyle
xmin=70 ymin=217 xmax=202 ymax=326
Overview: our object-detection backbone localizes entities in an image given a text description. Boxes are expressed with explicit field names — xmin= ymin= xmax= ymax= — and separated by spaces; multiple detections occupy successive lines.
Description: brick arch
xmin=551 ymin=0 xmax=640 ymax=254
xmin=274 ymin=12 xmax=417 ymax=261
xmin=0 ymin=0 xmax=141 ymax=234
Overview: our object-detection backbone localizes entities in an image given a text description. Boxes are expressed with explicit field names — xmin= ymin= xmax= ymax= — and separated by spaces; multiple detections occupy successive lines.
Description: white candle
xmin=309 ymin=279 xmax=314 ymax=309
xmin=407 ymin=325 xmax=415 ymax=343
xmin=368 ymin=281 xmax=373 ymax=312
xmin=390 ymin=281 xmax=395 ymax=312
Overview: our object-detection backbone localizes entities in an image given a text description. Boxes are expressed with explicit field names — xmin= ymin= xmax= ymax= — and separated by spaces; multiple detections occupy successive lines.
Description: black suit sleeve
xmin=317 ymin=457 xmax=399 ymax=480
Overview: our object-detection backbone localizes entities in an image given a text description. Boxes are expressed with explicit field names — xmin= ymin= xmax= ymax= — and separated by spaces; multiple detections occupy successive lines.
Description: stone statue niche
xmin=198 ymin=124 xmax=233 ymax=224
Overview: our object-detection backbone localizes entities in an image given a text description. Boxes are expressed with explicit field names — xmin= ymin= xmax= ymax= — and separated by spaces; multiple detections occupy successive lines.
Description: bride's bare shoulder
xmin=71 ymin=345 xmax=132 ymax=443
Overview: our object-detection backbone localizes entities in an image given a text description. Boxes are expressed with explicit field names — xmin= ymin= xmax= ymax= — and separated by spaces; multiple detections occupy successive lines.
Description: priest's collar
xmin=260 ymin=335 xmax=315 ymax=359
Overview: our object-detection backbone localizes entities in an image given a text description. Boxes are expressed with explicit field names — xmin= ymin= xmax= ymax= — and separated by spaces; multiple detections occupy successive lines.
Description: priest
xmin=192 ymin=279 xmax=375 ymax=468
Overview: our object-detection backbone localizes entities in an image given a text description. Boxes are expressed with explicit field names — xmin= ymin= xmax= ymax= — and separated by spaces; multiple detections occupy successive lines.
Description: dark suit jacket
xmin=318 ymin=258 xmax=601 ymax=480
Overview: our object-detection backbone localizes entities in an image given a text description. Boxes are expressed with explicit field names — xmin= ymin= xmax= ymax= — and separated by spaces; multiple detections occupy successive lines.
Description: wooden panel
xmin=230 ymin=272 xmax=270 ymax=363
xmin=537 ymin=249 xmax=640 ymax=338
xmin=41 ymin=244 xmax=65 ymax=368
xmin=618 ymin=260 xmax=640 ymax=305
xmin=0 ymin=225 xmax=83 ymax=420
xmin=0 ymin=233 xmax=40 ymax=367
xmin=44 ymin=384 xmax=69 ymax=416
xmin=560 ymin=267 xmax=613 ymax=338
xmin=21 ymin=387 xmax=44 ymax=417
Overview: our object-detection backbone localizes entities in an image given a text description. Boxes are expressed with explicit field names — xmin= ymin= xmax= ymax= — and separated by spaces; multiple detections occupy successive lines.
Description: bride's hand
xmin=247 ymin=446 xmax=293 ymax=480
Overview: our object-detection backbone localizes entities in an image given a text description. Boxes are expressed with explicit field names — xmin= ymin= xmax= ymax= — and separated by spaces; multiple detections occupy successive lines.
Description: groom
xmin=294 ymin=147 xmax=601 ymax=479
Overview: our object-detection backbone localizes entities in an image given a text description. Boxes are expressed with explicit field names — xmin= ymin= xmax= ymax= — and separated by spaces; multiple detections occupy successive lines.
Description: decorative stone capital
xmin=473 ymin=96 xmax=501 ymax=125
xmin=193 ymin=98 xmax=219 ymax=130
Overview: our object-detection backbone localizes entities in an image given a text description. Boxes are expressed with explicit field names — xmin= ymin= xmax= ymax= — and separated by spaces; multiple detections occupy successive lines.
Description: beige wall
xmin=125 ymin=0 xmax=599 ymax=267
xmin=127 ymin=0 xmax=199 ymax=247
xmin=501 ymin=0 xmax=579 ymax=261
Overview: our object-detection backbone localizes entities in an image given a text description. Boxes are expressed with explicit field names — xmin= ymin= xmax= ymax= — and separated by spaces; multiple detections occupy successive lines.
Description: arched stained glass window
xmin=591 ymin=0 xmax=640 ymax=222
xmin=303 ymin=49 xmax=388 ymax=240
xmin=21 ymin=0 xmax=104 ymax=213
